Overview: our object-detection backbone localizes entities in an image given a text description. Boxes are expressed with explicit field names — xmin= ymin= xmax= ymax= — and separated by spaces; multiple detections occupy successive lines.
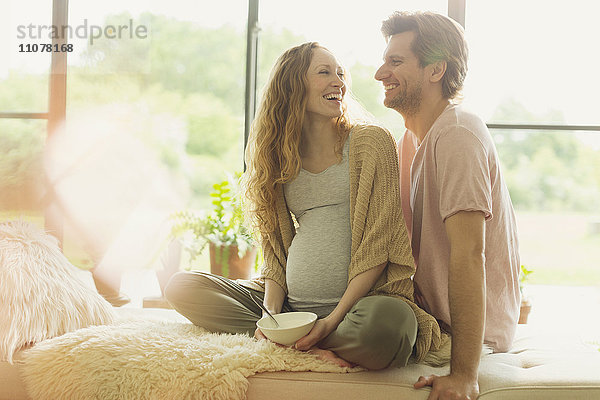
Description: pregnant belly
xmin=286 ymin=216 xmax=350 ymax=305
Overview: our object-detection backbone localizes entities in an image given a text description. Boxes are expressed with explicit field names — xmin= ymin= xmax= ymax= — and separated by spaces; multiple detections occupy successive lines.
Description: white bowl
xmin=256 ymin=312 xmax=318 ymax=346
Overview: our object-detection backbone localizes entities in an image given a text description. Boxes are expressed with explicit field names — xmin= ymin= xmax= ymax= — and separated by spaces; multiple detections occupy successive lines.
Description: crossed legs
xmin=164 ymin=271 xmax=417 ymax=370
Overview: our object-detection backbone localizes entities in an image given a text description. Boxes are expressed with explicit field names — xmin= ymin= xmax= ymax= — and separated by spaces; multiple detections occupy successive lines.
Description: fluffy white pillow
xmin=0 ymin=220 xmax=115 ymax=363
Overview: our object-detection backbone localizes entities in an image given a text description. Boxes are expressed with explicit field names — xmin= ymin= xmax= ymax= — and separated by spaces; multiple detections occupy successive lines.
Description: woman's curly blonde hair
xmin=243 ymin=42 xmax=353 ymax=241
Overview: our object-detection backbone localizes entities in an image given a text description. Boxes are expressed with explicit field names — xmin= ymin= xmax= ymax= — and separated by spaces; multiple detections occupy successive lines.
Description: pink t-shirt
xmin=398 ymin=104 xmax=520 ymax=352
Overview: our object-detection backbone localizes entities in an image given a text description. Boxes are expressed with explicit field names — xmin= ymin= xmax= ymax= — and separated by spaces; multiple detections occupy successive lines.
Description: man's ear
xmin=429 ymin=61 xmax=447 ymax=83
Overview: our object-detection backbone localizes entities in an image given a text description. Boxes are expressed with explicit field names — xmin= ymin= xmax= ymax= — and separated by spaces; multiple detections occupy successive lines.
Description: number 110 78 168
xmin=19 ymin=43 xmax=73 ymax=52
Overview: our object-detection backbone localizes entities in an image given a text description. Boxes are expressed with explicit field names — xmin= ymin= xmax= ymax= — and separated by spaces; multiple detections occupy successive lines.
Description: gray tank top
xmin=283 ymin=137 xmax=351 ymax=318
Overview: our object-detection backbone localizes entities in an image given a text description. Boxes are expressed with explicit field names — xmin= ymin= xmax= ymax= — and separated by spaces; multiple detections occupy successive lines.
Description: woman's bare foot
xmin=307 ymin=347 xmax=356 ymax=368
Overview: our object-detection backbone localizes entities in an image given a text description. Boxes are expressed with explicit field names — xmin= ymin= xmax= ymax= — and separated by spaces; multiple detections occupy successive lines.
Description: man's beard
xmin=384 ymin=81 xmax=422 ymax=117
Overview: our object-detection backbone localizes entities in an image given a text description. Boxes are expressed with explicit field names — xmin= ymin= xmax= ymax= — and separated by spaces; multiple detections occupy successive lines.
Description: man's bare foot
xmin=307 ymin=347 xmax=356 ymax=368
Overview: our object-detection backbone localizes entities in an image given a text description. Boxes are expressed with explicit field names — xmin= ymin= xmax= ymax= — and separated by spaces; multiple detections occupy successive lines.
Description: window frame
xmin=2 ymin=0 xmax=599 ymax=242
xmin=242 ymin=0 xmax=600 ymax=148
xmin=0 ymin=0 xmax=68 ymax=242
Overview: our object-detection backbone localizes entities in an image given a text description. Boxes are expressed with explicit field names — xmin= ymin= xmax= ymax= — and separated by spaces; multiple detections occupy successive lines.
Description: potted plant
xmin=171 ymin=173 xmax=257 ymax=280
xmin=518 ymin=264 xmax=534 ymax=324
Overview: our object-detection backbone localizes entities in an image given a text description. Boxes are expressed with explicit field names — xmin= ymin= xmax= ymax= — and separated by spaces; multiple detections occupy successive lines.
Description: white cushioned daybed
xmin=2 ymin=307 xmax=599 ymax=400
xmin=2 ymin=221 xmax=599 ymax=400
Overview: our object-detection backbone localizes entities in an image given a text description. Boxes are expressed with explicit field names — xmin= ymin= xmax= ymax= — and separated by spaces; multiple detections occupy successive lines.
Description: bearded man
xmin=375 ymin=11 xmax=521 ymax=400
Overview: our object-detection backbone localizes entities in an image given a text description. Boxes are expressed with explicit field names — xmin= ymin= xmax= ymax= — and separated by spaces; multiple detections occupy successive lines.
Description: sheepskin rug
xmin=22 ymin=318 xmax=364 ymax=400
xmin=0 ymin=220 xmax=115 ymax=363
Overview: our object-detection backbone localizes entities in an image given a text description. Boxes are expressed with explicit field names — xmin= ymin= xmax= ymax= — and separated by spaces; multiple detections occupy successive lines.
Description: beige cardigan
xmin=242 ymin=124 xmax=444 ymax=362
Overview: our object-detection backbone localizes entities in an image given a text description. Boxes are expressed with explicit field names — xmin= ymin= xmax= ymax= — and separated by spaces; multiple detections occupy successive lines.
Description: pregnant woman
xmin=165 ymin=42 xmax=443 ymax=369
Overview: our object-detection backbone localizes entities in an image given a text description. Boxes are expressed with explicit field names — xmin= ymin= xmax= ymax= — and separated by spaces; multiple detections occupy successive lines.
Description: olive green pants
xmin=164 ymin=271 xmax=417 ymax=370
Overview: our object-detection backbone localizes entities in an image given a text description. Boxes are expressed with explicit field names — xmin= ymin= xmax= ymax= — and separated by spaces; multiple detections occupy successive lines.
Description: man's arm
xmin=414 ymin=210 xmax=485 ymax=400
xmin=446 ymin=210 xmax=486 ymax=380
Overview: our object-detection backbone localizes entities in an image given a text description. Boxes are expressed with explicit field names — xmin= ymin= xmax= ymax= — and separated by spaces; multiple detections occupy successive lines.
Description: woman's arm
xmin=255 ymin=278 xmax=286 ymax=340
xmin=263 ymin=278 xmax=286 ymax=315
xmin=294 ymin=262 xmax=386 ymax=350
xmin=327 ymin=263 xmax=386 ymax=325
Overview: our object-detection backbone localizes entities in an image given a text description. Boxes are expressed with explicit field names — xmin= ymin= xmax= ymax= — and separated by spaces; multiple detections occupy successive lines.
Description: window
xmin=0 ymin=119 xmax=46 ymax=220
xmin=1 ymin=1 xmax=52 ymax=112
xmin=0 ymin=1 xmax=55 ymax=230
xmin=257 ymin=0 xmax=447 ymax=140
xmin=65 ymin=0 xmax=248 ymax=210
xmin=463 ymin=0 xmax=600 ymax=286
xmin=463 ymin=1 xmax=600 ymax=126
xmin=49 ymin=1 xmax=248 ymax=272
xmin=3 ymin=0 xmax=598 ymax=290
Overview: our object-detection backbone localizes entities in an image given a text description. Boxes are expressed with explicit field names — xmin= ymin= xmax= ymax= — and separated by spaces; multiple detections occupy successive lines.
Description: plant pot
xmin=155 ymin=238 xmax=183 ymax=296
xmin=144 ymin=238 xmax=183 ymax=309
xmin=92 ymin=264 xmax=130 ymax=307
xmin=209 ymin=243 xmax=257 ymax=279
xmin=518 ymin=298 xmax=532 ymax=324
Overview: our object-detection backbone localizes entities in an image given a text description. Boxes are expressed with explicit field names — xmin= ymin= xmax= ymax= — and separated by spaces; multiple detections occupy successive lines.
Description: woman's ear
xmin=428 ymin=61 xmax=447 ymax=83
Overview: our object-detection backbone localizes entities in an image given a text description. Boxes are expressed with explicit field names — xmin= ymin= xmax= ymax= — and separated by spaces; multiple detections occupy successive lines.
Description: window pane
xmin=65 ymin=1 xmax=247 ymax=209
xmin=464 ymin=2 xmax=600 ymax=287
xmin=463 ymin=0 xmax=600 ymax=125
xmin=492 ymin=128 xmax=600 ymax=286
xmin=0 ymin=119 xmax=46 ymax=227
xmin=258 ymin=0 xmax=447 ymax=140
xmin=1 ymin=0 xmax=52 ymax=112
xmin=54 ymin=1 xmax=247 ymax=277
